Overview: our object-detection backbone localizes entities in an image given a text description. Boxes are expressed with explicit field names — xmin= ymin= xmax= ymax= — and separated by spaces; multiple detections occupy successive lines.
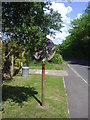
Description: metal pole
xmin=42 ymin=60 xmax=45 ymax=106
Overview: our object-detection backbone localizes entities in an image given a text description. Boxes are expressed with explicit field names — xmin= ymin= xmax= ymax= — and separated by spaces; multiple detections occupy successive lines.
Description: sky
xmin=46 ymin=2 xmax=89 ymax=44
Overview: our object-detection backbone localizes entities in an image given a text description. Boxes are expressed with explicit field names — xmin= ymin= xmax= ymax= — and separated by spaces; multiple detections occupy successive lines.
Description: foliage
xmin=50 ymin=53 xmax=63 ymax=64
xmin=2 ymin=2 xmax=62 ymax=55
xmin=2 ymin=40 xmax=25 ymax=79
xmin=28 ymin=61 xmax=63 ymax=70
xmin=2 ymin=2 xmax=62 ymax=79
xmin=59 ymin=3 xmax=90 ymax=60
xmin=55 ymin=44 xmax=63 ymax=54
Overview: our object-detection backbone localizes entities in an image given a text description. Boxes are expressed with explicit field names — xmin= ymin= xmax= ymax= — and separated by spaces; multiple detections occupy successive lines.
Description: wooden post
xmin=42 ymin=60 xmax=45 ymax=106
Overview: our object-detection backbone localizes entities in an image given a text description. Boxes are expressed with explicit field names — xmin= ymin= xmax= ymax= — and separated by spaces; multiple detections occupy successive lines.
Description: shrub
xmin=50 ymin=54 xmax=63 ymax=64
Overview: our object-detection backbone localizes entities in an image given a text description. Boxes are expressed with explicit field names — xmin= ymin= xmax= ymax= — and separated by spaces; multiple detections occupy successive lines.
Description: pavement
xmin=64 ymin=60 xmax=88 ymax=118
xmin=29 ymin=69 xmax=68 ymax=76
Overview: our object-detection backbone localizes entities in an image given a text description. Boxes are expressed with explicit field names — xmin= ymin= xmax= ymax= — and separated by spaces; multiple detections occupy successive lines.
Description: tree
xmin=2 ymin=39 xmax=25 ymax=79
xmin=2 ymin=2 xmax=62 ymax=79
xmin=60 ymin=3 xmax=90 ymax=60
xmin=2 ymin=2 xmax=62 ymax=55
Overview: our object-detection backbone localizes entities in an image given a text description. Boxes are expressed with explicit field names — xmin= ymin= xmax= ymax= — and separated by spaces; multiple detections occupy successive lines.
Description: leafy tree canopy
xmin=2 ymin=2 xmax=63 ymax=79
xmin=57 ymin=2 xmax=90 ymax=60
xmin=2 ymin=2 xmax=62 ymax=54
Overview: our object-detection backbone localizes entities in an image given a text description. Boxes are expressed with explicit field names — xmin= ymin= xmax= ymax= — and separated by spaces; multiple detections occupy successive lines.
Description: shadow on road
xmin=64 ymin=58 xmax=89 ymax=66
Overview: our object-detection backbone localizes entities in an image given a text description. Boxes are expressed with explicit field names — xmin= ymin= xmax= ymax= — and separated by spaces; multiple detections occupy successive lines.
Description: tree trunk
xmin=10 ymin=54 xmax=14 ymax=78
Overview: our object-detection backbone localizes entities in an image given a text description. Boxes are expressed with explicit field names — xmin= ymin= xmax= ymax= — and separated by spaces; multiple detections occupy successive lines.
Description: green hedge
xmin=50 ymin=54 xmax=63 ymax=64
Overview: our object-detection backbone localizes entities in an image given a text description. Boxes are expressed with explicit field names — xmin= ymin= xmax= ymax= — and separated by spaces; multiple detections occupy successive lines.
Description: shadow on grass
xmin=2 ymin=85 xmax=42 ymax=106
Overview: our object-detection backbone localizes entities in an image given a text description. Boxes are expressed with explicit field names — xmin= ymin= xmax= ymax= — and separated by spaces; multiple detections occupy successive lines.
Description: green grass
xmin=2 ymin=74 xmax=69 ymax=118
xmin=28 ymin=61 xmax=64 ymax=70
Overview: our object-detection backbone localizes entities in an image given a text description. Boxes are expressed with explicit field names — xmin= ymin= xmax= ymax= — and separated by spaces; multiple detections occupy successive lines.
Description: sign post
xmin=42 ymin=60 xmax=45 ymax=106
xmin=34 ymin=39 xmax=55 ymax=106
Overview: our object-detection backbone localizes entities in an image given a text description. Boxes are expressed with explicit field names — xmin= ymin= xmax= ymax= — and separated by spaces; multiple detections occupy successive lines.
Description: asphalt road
xmin=64 ymin=60 xmax=88 ymax=118
xmin=67 ymin=60 xmax=89 ymax=84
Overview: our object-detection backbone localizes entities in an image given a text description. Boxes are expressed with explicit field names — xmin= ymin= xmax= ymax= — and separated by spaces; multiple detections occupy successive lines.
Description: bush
xmin=50 ymin=54 xmax=63 ymax=64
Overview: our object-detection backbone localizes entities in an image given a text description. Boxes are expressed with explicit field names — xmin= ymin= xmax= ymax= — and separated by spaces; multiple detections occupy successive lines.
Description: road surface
xmin=64 ymin=60 xmax=89 ymax=118
xmin=67 ymin=60 xmax=89 ymax=84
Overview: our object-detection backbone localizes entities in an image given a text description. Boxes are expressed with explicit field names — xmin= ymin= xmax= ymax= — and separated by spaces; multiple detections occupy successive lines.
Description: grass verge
xmin=2 ymin=74 xmax=69 ymax=118
xmin=28 ymin=61 xmax=65 ymax=70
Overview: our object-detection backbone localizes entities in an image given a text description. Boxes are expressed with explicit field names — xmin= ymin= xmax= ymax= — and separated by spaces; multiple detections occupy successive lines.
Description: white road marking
xmin=68 ymin=64 xmax=89 ymax=86
xmin=63 ymin=77 xmax=70 ymax=117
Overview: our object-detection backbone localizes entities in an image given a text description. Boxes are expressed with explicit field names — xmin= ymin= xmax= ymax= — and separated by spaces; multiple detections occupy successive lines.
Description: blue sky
xmin=46 ymin=2 xmax=89 ymax=44
xmin=64 ymin=2 xmax=88 ymax=19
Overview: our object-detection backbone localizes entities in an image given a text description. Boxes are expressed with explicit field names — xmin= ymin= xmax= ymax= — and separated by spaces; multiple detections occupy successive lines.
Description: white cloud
xmin=46 ymin=3 xmax=84 ymax=44
xmin=75 ymin=13 xmax=82 ymax=19
xmin=50 ymin=2 xmax=72 ymax=15
xmin=53 ymin=39 xmax=63 ymax=44
xmin=47 ymin=31 xmax=69 ymax=45
xmin=62 ymin=16 xmax=71 ymax=24
xmin=46 ymin=35 xmax=54 ymax=41
xmin=77 ymin=13 xmax=82 ymax=19
xmin=0 ymin=32 xmax=1 ymax=38
xmin=55 ymin=31 xmax=68 ymax=40
xmin=46 ymin=2 xmax=73 ymax=44
xmin=61 ymin=24 xmax=68 ymax=31
xmin=50 ymin=2 xmax=72 ymax=24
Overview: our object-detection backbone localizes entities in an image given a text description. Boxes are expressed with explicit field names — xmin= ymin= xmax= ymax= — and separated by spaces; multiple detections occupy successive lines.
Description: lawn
xmin=28 ymin=61 xmax=65 ymax=70
xmin=2 ymin=74 xmax=69 ymax=118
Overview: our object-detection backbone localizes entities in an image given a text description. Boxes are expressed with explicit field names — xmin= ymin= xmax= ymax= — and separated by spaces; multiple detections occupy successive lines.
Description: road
xmin=67 ymin=60 xmax=89 ymax=84
xmin=64 ymin=60 xmax=89 ymax=118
